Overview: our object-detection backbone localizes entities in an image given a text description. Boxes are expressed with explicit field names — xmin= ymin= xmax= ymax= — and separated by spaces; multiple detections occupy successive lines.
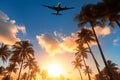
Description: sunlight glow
xmin=46 ymin=63 xmax=64 ymax=77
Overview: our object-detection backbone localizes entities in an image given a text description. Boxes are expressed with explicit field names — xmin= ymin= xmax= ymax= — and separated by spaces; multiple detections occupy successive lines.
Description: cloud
xmin=10 ymin=20 xmax=16 ymax=24
xmin=17 ymin=26 xmax=26 ymax=34
xmin=36 ymin=32 xmax=78 ymax=56
xmin=54 ymin=31 xmax=65 ymax=39
xmin=0 ymin=11 xmax=26 ymax=45
xmin=113 ymin=38 xmax=119 ymax=46
xmin=59 ymin=33 xmax=77 ymax=52
xmin=94 ymin=26 xmax=111 ymax=37
xmin=36 ymin=34 xmax=61 ymax=56
xmin=36 ymin=26 xmax=111 ymax=56
xmin=0 ymin=11 xmax=9 ymax=21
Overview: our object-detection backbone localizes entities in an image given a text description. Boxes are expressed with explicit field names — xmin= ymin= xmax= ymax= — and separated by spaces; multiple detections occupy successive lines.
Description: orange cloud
xmin=0 ymin=11 xmax=26 ymax=45
xmin=36 ymin=32 xmax=78 ymax=56
xmin=36 ymin=30 xmax=104 ymax=56
xmin=36 ymin=34 xmax=61 ymax=56
xmin=59 ymin=33 xmax=77 ymax=52
xmin=36 ymin=26 xmax=111 ymax=56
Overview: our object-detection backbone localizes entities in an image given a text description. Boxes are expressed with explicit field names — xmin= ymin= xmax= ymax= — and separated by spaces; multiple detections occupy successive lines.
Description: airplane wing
xmin=42 ymin=5 xmax=57 ymax=10
xmin=59 ymin=7 xmax=74 ymax=11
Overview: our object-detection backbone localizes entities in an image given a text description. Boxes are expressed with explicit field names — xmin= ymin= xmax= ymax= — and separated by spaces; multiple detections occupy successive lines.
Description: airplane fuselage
xmin=42 ymin=2 xmax=73 ymax=16
xmin=55 ymin=3 xmax=61 ymax=15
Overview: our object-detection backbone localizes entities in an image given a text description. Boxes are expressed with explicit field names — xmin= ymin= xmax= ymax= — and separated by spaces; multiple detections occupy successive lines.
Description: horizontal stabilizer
xmin=52 ymin=13 xmax=62 ymax=15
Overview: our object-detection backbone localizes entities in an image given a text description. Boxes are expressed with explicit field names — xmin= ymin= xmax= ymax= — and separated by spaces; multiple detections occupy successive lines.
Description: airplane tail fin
xmin=52 ymin=13 xmax=62 ymax=16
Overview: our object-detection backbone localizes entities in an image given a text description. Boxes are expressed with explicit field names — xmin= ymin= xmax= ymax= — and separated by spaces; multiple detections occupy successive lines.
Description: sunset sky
xmin=0 ymin=0 xmax=120 ymax=80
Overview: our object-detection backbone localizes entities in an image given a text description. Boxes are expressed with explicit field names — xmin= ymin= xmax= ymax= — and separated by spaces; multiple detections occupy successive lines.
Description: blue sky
xmin=0 ymin=0 xmax=120 ymax=79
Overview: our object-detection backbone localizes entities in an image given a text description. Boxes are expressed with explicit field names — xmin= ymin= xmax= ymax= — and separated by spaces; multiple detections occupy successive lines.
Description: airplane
xmin=42 ymin=2 xmax=74 ymax=15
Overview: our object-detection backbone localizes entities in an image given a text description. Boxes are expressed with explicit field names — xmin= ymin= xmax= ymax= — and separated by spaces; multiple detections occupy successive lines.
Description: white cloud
xmin=113 ymin=38 xmax=119 ymax=46
xmin=0 ymin=11 xmax=26 ymax=45
xmin=94 ymin=26 xmax=111 ymax=37
xmin=0 ymin=11 xmax=9 ymax=21
xmin=10 ymin=20 xmax=16 ymax=24
xmin=17 ymin=26 xmax=26 ymax=34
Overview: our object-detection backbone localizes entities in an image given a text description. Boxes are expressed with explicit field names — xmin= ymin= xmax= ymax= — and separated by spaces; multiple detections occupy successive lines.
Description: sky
xmin=0 ymin=0 xmax=120 ymax=80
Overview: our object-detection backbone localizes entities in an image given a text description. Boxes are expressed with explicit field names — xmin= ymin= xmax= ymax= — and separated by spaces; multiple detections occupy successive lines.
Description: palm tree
xmin=76 ymin=0 xmax=120 ymax=28
xmin=32 ymin=65 xmax=40 ymax=80
xmin=5 ymin=63 xmax=18 ymax=80
xmin=0 ymin=66 xmax=5 ymax=75
xmin=0 ymin=43 xmax=10 ymax=63
xmin=72 ymin=57 xmax=83 ymax=80
xmin=83 ymin=66 xmax=92 ymax=78
xmin=11 ymin=40 xmax=34 ymax=80
xmin=74 ymin=5 xmax=114 ymax=80
xmin=23 ymin=58 xmax=37 ymax=80
xmin=24 ymin=59 xmax=40 ymax=80
xmin=76 ymin=28 xmax=103 ymax=80
xmin=75 ymin=44 xmax=91 ymax=80
xmin=97 ymin=0 xmax=120 ymax=27
xmin=82 ymin=57 xmax=91 ymax=80
xmin=102 ymin=60 xmax=120 ymax=80
xmin=95 ymin=60 xmax=120 ymax=80
xmin=29 ymin=69 xmax=37 ymax=80
xmin=21 ymin=72 xmax=27 ymax=80
xmin=2 ymin=75 xmax=9 ymax=80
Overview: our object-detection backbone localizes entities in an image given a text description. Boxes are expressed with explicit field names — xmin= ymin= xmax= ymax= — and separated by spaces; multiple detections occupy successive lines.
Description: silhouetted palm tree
xmin=29 ymin=70 xmax=36 ymax=80
xmin=74 ymin=5 xmax=114 ymax=80
xmin=2 ymin=75 xmax=9 ymax=80
xmin=6 ymin=63 xmax=18 ymax=80
xmin=11 ymin=40 xmax=34 ymax=80
xmin=97 ymin=0 xmax=120 ymax=27
xmin=23 ymin=58 xmax=37 ymax=80
xmin=95 ymin=60 xmax=120 ymax=80
xmin=5 ymin=63 xmax=18 ymax=80
xmin=75 ymin=0 xmax=120 ymax=28
xmin=21 ymin=72 xmax=27 ymax=80
xmin=102 ymin=60 xmax=120 ymax=80
xmin=83 ymin=66 xmax=92 ymax=79
xmin=76 ymin=28 xmax=103 ymax=80
xmin=32 ymin=65 xmax=40 ymax=80
xmin=0 ymin=66 xmax=5 ymax=75
xmin=75 ymin=44 xmax=91 ymax=80
xmin=0 ymin=43 xmax=10 ymax=63
xmin=72 ymin=57 xmax=83 ymax=80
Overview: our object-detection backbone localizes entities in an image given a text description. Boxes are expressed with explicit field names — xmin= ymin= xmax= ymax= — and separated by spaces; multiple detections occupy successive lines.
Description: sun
xmin=46 ymin=63 xmax=64 ymax=77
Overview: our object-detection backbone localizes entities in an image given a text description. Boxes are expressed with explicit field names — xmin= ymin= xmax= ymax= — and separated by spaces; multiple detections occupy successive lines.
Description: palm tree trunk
xmin=77 ymin=68 xmax=83 ymax=80
xmin=90 ymin=24 xmax=114 ymax=80
xmin=82 ymin=57 xmax=91 ymax=80
xmin=86 ymin=42 xmax=103 ymax=80
xmin=17 ymin=60 xmax=24 ymax=80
